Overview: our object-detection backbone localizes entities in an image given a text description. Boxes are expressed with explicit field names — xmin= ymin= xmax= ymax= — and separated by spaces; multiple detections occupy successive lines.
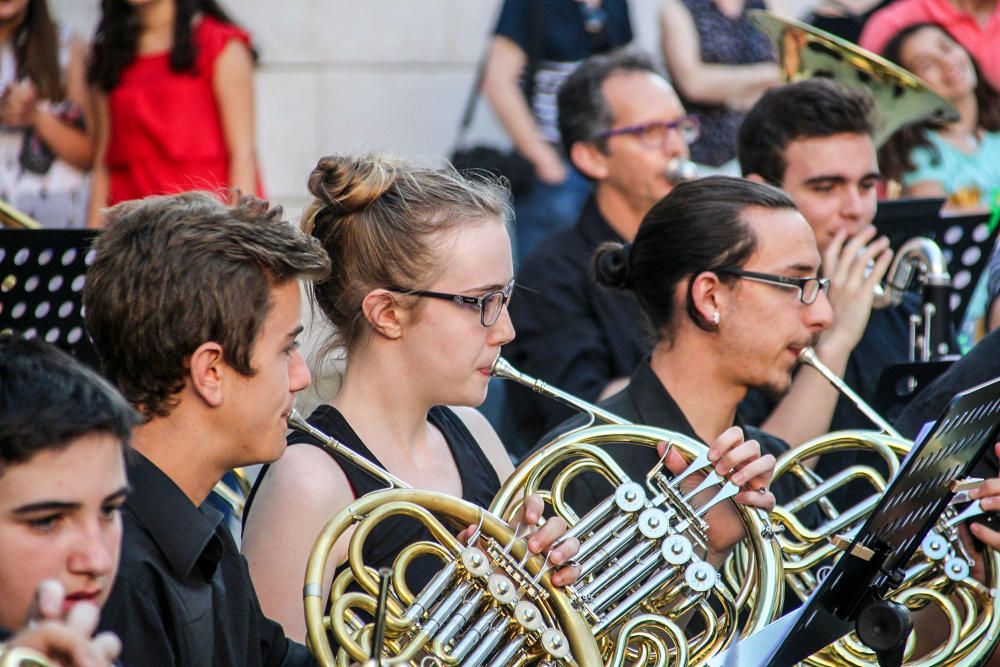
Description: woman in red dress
xmin=86 ymin=0 xmax=261 ymax=226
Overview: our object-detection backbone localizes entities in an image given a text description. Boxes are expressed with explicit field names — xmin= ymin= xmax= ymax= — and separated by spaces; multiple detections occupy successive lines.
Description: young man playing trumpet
xmin=0 ymin=333 xmax=132 ymax=667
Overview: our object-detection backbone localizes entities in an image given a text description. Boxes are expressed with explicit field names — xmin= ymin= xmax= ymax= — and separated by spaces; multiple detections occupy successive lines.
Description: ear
xmin=569 ymin=141 xmax=609 ymax=181
xmin=361 ymin=289 xmax=405 ymax=340
xmin=188 ymin=341 xmax=226 ymax=408
xmin=687 ymin=271 xmax=725 ymax=326
xmin=744 ymin=172 xmax=766 ymax=185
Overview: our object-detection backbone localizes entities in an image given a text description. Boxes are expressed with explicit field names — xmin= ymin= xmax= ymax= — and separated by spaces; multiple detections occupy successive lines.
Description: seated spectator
xmin=660 ymin=0 xmax=780 ymax=168
xmin=878 ymin=23 xmax=1000 ymax=210
xmin=0 ymin=0 xmax=92 ymax=228
xmin=1 ymin=332 xmax=135 ymax=665
xmin=87 ymin=0 xmax=262 ymax=226
xmin=860 ymin=0 xmax=1000 ymax=91
xmin=482 ymin=0 xmax=633 ymax=259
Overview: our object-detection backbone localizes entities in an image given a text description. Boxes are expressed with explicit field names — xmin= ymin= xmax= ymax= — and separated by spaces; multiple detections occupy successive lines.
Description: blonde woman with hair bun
xmin=240 ymin=153 xmax=581 ymax=642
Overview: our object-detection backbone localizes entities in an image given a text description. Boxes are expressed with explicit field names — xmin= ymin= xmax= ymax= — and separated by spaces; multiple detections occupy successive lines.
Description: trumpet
xmin=765 ymin=349 xmax=999 ymax=665
xmin=288 ymin=410 xmax=602 ymax=666
xmin=490 ymin=357 xmax=784 ymax=665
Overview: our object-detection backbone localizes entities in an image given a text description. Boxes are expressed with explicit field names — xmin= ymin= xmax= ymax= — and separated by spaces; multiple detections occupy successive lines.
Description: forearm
xmin=760 ymin=338 xmax=853 ymax=449
xmin=672 ymin=62 xmax=780 ymax=107
xmin=86 ymin=165 xmax=108 ymax=228
xmin=483 ymin=78 xmax=554 ymax=164
xmin=228 ymin=148 xmax=257 ymax=198
xmin=31 ymin=107 xmax=94 ymax=170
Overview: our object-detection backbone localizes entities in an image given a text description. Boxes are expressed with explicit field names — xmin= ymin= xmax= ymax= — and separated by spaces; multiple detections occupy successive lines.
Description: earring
xmin=712 ymin=311 xmax=721 ymax=325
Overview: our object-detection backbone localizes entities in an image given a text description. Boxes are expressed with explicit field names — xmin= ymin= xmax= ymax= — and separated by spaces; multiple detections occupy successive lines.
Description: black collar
xmin=576 ymin=195 xmax=625 ymax=249
xmin=125 ymin=451 xmax=225 ymax=579
xmin=620 ymin=359 xmax=701 ymax=441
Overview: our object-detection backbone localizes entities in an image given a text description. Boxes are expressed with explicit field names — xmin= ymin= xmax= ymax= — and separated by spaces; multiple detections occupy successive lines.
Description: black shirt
xmin=537 ymin=359 xmax=815 ymax=522
xmin=246 ymin=405 xmax=501 ymax=597
xmin=505 ymin=196 xmax=649 ymax=454
xmin=99 ymin=452 xmax=314 ymax=667
xmin=895 ymin=328 xmax=1000 ymax=478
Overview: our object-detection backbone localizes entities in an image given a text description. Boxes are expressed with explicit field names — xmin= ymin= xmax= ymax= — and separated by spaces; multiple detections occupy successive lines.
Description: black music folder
xmin=711 ymin=375 xmax=1000 ymax=667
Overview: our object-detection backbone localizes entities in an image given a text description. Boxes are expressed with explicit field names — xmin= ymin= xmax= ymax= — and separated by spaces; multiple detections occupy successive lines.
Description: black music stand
xmin=714 ymin=375 xmax=1000 ymax=667
xmin=0 ymin=229 xmax=99 ymax=367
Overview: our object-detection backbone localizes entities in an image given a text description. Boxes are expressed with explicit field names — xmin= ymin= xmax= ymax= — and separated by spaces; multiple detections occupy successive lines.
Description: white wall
xmin=49 ymin=0 xmax=665 ymax=215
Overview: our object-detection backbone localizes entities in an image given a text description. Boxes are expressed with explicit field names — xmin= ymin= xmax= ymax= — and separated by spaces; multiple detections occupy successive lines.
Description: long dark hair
xmin=878 ymin=23 xmax=1000 ymax=181
xmin=10 ymin=0 xmax=63 ymax=102
xmin=87 ymin=0 xmax=255 ymax=92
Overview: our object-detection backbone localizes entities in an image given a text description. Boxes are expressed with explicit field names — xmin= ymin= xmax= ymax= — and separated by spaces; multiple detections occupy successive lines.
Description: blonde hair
xmin=302 ymin=153 xmax=510 ymax=354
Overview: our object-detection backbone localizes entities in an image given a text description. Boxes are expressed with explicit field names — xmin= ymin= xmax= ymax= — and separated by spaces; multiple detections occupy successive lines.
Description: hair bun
xmin=306 ymin=153 xmax=402 ymax=221
xmin=593 ymin=241 xmax=632 ymax=289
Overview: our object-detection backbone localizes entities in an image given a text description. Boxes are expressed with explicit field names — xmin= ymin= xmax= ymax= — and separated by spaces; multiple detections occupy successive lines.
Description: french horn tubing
xmin=489 ymin=357 xmax=785 ymax=666
xmin=0 ymin=647 xmax=52 ymax=667
xmin=765 ymin=348 xmax=998 ymax=665
xmin=287 ymin=410 xmax=603 ymax=667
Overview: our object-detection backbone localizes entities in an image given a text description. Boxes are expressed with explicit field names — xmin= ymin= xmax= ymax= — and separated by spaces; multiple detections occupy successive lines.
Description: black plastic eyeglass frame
xmin=716 ymin=269 xmax=830 ymax=305
xmin=387 ymin=279 xmax=516 ymax=327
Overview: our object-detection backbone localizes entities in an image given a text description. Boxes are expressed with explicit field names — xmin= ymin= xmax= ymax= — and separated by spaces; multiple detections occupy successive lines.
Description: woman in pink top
xmin=86 ymin=0 xmax=261 ymax=226
xmin=860 ymin=0 xmax=1000 ymax=90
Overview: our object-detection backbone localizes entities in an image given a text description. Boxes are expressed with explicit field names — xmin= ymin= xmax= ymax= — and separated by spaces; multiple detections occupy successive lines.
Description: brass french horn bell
xmin=749 ymin=10 xmax=959 ymax=147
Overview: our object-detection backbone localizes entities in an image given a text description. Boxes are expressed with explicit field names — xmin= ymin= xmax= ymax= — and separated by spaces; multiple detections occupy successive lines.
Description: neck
xmin=0 ymin=11 xmax=26 ymax=46
xmin=950 ymin=0 xmax=995 ymax=19
xmin=945 ymin=92 xmax=981 ymax=138
xmin=130 ymin=411 xmax=229 ymax=507
xmin=648 ymin=336 xmax=744 ymax=444
xmin=136 ymin=0 xmax=176 ymax=34
xmin=331 ymin=343 xmax=436 ymax=460
xmin=594 ymin=184 xmax=647 ymax=242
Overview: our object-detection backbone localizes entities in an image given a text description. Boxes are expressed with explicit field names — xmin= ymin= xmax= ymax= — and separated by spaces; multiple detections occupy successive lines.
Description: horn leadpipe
xmin=491 ymin=356 xmax=628 ymax=426
xmin=288 ymin=409 xmax=409 ymax=490
xmin=797 ymin=348 xmax=902 ymax=439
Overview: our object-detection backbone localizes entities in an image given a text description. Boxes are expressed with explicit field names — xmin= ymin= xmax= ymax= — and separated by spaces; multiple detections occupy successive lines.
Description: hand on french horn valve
xmin=970 ymin=443 xmax=1000 ymax=549
xmin=661 ymin=427 xmax=776 ymax=561
xmin=455 ymin=493 xmax=581 ymax=588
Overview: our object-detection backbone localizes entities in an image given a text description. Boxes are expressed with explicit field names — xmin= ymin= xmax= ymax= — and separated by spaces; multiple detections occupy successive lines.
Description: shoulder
xmin=256 ymin=443 xmax=353 ymax=507
xmin=859 ymin=0 xmax=925 ymax=51
xmin=449 ymin=406 xmax=515 ymax=481
xmin=195 ymin=16 xmax=252 ymax=64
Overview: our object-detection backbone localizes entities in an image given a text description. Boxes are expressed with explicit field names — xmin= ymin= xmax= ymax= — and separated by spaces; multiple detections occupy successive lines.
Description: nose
xmin=67 ymin=521 xmax=117 ymax=580
xmin=839 ymin=186 xmax=868 ymax=230
xmin=488 ymin=303 xmax=516 ymax=347
xmin=806 ymin=288 xmax=834 ymax=331
xmin=289 ymin=348 xmax=312 ymax=393
xmin=663 ymin=127 xmax=689 ymax=158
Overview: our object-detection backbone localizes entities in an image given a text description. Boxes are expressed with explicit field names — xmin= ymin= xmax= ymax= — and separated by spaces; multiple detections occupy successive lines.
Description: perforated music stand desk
xmin=755 ymin=376 xmax=1000 ymax=667
xmin=0 ymin=229 xmax=99 ymax=367
xmin=874 ymin=207 xmax=996 ymax=327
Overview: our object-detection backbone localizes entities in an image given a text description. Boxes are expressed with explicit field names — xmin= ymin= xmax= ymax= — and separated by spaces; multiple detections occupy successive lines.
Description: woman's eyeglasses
xmin=387 ymin=279 xmax=515 ymax=327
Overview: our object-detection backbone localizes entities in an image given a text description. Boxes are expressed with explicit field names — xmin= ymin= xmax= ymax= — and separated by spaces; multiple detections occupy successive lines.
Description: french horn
xmin=288 ymin=411 xmax=603 ymax=667
xmin=0 ymin=647 xmax=51 ymax=667
xmin=489 ymin=358 xmax=785 ymax=666
xmin=763 ymin=348 xmax=998 ymax=665
xmin=749 ymin=10 xmax=959 ymax=147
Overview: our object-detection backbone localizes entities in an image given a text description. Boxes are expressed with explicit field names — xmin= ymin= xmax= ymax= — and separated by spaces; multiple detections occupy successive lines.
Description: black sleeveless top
xmin=244 ymin=404 xmax=502 ymax=596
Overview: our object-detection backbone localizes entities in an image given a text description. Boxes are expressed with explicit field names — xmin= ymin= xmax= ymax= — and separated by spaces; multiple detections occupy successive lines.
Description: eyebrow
xmin=778 ymin=262 xmax=820 ymax=274
xmin=803 ymin=172 xmax=881 ymax=186
xmin=11 ymin=485 xmax=131 ymax=515
xmin=286 ymin=324 xmax=304 ymax=340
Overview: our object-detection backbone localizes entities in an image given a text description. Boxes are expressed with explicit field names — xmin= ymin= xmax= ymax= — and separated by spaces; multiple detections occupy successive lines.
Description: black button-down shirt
xmin=99 ymin=452 xmax=315 ymax=666
xmin=506 ymin=196 xmax=649 ymax=455
xmin=537 ymin=359 xmax=815 ymax=521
